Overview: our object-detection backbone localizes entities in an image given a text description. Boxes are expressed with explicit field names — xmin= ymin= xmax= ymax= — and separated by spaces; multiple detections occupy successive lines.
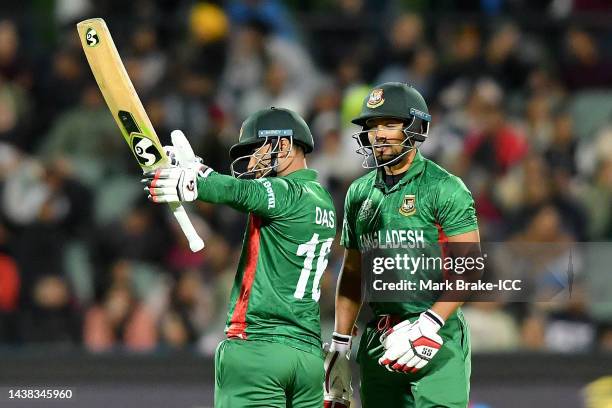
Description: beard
xmin=374 ymin=146 xmax=410 ymax=166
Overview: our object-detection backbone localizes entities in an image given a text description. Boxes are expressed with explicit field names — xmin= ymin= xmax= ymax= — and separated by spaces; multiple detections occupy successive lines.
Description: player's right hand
xmin=142 ymin=164 xmax=212 ymax=203
xmin=163 ymin=145 xmax=204 ymax=168
xmin=378 ymin=310 xmax=444 ymax=374
xmin=323 ymin=332 xmax=353 ymax=408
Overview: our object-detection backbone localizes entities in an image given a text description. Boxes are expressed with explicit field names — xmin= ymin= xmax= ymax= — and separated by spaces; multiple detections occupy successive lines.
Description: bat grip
xmin=168 ymin=202 xmax=205 ymax=252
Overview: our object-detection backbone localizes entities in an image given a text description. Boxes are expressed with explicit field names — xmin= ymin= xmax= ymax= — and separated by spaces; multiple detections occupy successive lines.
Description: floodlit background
xmin=0 ymin=0 xmax=611 ymax=407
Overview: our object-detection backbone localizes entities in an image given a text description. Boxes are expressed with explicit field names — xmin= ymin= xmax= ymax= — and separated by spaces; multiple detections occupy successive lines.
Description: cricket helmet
xmin=351 ymin=82 xmax=431 ymax=168
xmin=230 ymin=107 xmax=314 ymax=178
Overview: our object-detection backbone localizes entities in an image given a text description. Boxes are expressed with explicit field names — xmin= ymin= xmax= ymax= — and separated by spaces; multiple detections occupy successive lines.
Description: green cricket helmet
xmin=229 ymin=107 xmax=314 ymax=178
xmin=351 ymin=82 xmax=431 ymax=168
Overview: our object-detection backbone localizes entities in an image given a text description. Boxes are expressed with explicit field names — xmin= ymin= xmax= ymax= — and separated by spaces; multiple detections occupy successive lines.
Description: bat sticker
xmin=131 ymin=134 xmax=163 ymax=167
xmin=85 ymin=28 xmax=100 ymax=47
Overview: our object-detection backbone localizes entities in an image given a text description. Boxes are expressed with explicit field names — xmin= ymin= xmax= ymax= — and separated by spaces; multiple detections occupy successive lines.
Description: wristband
xmin=421 ymin=309 xmax=445 ymax=333
xmin=330 ymin=332 xmax=351 ymax=353
xmin=198 ymin=166 xmax=213 ymax=178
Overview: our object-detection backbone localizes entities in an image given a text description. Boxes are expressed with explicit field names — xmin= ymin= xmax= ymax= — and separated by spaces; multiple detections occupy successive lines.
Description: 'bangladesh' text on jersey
xmin=197 ymin=169 xmax=336 ymax=356
xmin=341 ymin=150 xmax=478 ymax=318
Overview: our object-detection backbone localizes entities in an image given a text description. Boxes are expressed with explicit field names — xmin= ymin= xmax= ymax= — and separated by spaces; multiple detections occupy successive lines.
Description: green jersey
xmin=341 ymin=150 xmax=478 ymax=317
xmin=197 ymin=169 xmax=336 ymax=355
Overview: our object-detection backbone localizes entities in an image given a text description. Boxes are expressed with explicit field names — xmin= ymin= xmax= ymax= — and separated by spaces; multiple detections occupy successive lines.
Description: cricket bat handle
xmin=169 ymin=202 xmax=205 ymax=252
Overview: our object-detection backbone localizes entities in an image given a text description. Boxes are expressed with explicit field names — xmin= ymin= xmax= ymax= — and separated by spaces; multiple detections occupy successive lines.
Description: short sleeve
xmin=436 ymin=176 xmax=478 ymax=237
xmin=340 ymin=184 xmax=359 ymax=249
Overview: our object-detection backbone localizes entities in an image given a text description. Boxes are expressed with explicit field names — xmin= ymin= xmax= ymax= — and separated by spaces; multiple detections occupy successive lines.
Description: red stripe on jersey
xmin=435 ymin=223 xmax=450 ymax=280
xmin=227 ymin=214 xmax=262 ymax=339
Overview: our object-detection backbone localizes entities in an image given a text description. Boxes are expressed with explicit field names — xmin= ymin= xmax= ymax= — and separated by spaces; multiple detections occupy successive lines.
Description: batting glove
xmin=142 ymin=164 xmax=211 ymax=203
xmin=323 ymin=332 xmax=353 ymax=408
xmin=378 ymin=310 xmax=444 ymax=373
xmin=142 ymin=132 xmax=212 ymax=203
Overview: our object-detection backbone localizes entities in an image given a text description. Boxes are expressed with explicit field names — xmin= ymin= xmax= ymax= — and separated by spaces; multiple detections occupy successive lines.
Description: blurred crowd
xmin=0 ymin=0 xmax=611 ymax=355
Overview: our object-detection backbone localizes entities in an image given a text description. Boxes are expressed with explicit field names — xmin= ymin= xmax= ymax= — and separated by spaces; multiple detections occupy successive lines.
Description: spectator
xmin=544 ymin=109 xmax=578 ymax=176
xmin=38 ymin=84 xmax=125 ymax=186
xmin=435 ymin=24 xmax=482 ymax=103
xmin=374 ymin=13 xmax=425 ymax=69
xmin=0 ymin=20 xmax=30 ymax=85
xmin=462 ymin=80 xmax=529 ymax=176
xmin=84 ymin=284 xmax=157 ymax=352
xmin=375 ymin=45 xmax=438 ymax=100
xmin=92 ymin=201 xmax=173 ymax=278
xmin=581 ymin=158 xmax=612 ymax=240
xmin=159 ymin=270 xmax=213 ymax=349
xmin=126 ymin=25 xmax=167 ymax=97
xmin=18 ymin=275 xmax=81 ymax=345
xmin=524 ymin=93 xmax=554 ymax=152
xmin=482 ymin=23 xmax=534 ymax=91
xmin=34 ymin=47 xmax=86 ymax=147
xmin=220 ymin=17 xmax=320 ymax=122
xmin=239 ymin=59 xmax=307 ymax=118
xmin=462 ymin=302 xmax=520 ymax=352
xmin=562 ymin=27 xmax=612 ymax=90
xmin=0 ymin=71 xmax=29 ymax=149
xmin=226 ymin=0 xmax=297 ymax=40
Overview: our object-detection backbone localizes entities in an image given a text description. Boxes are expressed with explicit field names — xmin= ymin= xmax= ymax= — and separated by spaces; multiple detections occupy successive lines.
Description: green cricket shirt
xmin=197 ymin=169 xmax=336 ymax=355
xmin=341 ymin=150 xmax=478 ymax=317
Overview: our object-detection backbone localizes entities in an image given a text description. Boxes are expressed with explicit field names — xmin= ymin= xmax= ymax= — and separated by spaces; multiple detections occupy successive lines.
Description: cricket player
xmin=323 ymin=83 xmax=480 ymax=408
xmin=142 ymin=107 xmax=336 ymax=407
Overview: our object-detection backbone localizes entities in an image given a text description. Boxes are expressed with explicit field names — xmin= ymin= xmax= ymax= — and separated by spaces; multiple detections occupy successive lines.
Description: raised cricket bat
xmin=76 ymin=18 xmax=205 ymax=252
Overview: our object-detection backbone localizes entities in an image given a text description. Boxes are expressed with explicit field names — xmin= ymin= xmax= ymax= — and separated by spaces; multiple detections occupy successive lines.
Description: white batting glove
xmin=378 ymin=310 xmax=444 ymax=374
xmin=165 ymin=129 xmax=202 ymax=168
xmin=163 ymin=145 xmax=204 ymax=168
xmin=142 ymin=164 xmax=211 ymax=203
xmin=323 ymin=332 xmax=353 ymax=408
xmin=142 ymin=130 xmax=212 ymax=203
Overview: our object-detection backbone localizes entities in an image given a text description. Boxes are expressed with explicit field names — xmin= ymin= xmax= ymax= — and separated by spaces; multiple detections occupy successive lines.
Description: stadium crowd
xmin=0 ymin=0 xmax=611 ymax=355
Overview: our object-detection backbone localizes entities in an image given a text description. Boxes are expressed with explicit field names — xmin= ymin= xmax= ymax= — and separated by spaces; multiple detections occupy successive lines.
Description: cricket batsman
xmin=323 ymin=83 xmax=480 ymax=407
xmin=142 ymin=107 xmax=337 ymax=407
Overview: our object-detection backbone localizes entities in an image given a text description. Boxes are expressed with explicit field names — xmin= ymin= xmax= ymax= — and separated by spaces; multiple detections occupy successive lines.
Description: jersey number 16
xmin=294 ymin=233 xmax=333 ymax=301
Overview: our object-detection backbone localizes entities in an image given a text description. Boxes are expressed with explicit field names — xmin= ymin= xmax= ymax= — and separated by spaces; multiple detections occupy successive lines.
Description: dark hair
xmin=243 ymin=17 xmax=272 ymax=37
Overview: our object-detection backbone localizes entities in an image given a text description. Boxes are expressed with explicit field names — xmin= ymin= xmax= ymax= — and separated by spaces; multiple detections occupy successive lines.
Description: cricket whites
xmin=76 ymin=18 xmax=205 ymax=252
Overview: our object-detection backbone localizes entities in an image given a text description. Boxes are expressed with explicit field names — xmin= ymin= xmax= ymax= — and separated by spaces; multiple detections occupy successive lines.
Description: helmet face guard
xmin=230 ymin=130 xmax=294 ymax=178
xmin=351 ymin=113 xmax=430 ymax=169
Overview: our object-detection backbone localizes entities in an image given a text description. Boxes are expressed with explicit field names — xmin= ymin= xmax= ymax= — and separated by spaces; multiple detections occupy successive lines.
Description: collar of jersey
xmin=374 ymin=150 xmax=425 ymax=193
xmin=283 ymin=168 xmax=318 ymax=181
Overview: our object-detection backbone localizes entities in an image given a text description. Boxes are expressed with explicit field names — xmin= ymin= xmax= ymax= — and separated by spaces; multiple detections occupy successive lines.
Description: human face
xmin=247 ymin=142 xmax=274 ymax=178
xmin=366 ymin=118 xmax=409 ymax=165
xmin=231 ymin=137 xmax=293 ymax=179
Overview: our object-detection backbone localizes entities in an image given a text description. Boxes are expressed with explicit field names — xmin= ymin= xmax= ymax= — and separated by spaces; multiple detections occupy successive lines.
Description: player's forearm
xmin=196 ymin=172 xmax=238 ymax=204
xmin=432 ymin=229 xmax=480 ymax=320
xmin=335 ymin=293 xmax=361 ymax=336
xmin=196 ymin=172 xmax=278 ymax=216
xmin=334 ymin=249 xmax=363 ymax=335
xmin=334 ymin=269 xmax=362 ymax=335
xmin=431 ymin=301 xmax=463 ymax=321
xmin=196 ymin=172 xmax=261 ymax=212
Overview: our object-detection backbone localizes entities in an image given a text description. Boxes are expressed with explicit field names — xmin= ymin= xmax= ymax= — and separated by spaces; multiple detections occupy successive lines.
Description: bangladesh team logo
xmin=399 ymin=194 xmax=416 ymax=216
xmin=366 ymin=88 xmax=385 ymax=108
xmin=131 ymin=134 xmax=163 ymax=167
xmin=85 ymin=28 xmax=100 ymax=47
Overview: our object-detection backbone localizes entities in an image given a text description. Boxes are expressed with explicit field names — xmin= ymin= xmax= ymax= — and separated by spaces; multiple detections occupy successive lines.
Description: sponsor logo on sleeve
xmin=257 ymin=179 xmax=276 ymax=209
